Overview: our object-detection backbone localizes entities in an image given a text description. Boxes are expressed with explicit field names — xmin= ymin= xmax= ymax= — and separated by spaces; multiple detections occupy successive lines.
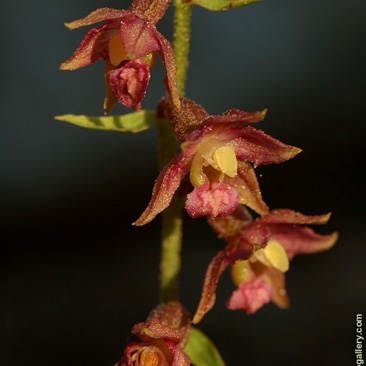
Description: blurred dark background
xmin=1 ymin=0 xmax=365 ymax=365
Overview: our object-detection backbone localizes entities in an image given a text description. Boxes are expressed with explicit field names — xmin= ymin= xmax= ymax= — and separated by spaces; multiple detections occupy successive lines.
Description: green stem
xmin=158 ymin=0 xmax=192 ymax=303
xmin=158 ymin=120 xmax=183 ymax=303
xmin=173 ymin=0 xmax=192 ymax=96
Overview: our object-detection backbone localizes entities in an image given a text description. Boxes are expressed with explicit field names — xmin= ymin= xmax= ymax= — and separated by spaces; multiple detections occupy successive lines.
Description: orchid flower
xmin=134 ymin=99 xmax=301 ymax=226
xmin=192 ymin=207 xmax=338 ymax=323
xmin=115 ymin=302 xmax=191 ymax=366
xmin=60 ymin=0 xmax=180 ymax=113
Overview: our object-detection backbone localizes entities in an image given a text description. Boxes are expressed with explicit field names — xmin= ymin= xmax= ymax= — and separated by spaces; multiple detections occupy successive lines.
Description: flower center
xmin=262 ymin=240 xmax=289 ymax=272
xmin=231 ymin=259 xmax=251 ymax=286
xmin=254 ymin=240 xmax=289 ymax=272
xmin=108 ymin=33 xmax=128 ymax=66
xmin=231 ymin=240 xmax=289 ymax=286
xmin=137 ymin=350 xmax=159 ymax=366
xmin=189 ymin=142 xmax=238 ymax=187
xmin=140 ymin=52 xmax=156 ymax=68
xmin=108 ymin=33 xmax=156 ymax=69
xmin=213 ymin=146 xmax=238 ymax=178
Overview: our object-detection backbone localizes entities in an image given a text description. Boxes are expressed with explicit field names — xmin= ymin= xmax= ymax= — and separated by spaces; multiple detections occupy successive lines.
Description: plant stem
xmin=158 ymin=0 xmax=192 ymax=303
xmin=173 ymin=0 xmax=192 ymax=96
xmin=158 ymin=120 xmax=183 ymax=303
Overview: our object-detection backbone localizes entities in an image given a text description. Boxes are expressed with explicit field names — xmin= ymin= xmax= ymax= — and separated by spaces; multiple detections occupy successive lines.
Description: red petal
xmin=167 ymin=98 xmax=209 ymax=142
xmin=262 ymin=268 xmax=289 ymax=309
xmin=119 ymin=18 xmax=160 ymax=60
xmin=119 ymin=342 xmax=149 ymax=366
xmin=60 ymin=23 xmax=117 ymax=70
xmin=268 ymin=225 xmax=338 ymax=260
xmin=192 ymin=239 xmax=253 ymax=324
xmin=154 ymin=31 xmax=181 ymax=112
xmin=204 ymin=108 xmax=267 ymax=128
xmin=133 ymin=318 xmax=181 ymax=342
xmin=109 ymin=60 xmax=150 ymax=110
xmin=118 ymin=19 xmax=180 ymax=111
xmin=241 ymin=209 xmax=338 ymax=259
xmin=64 ymin=8 xmax=134 ymax=30
xmin=130 ymin=0 xmax=171 ymax=25
xmin=165 ymin=340 xmax=191 ymax=366
xmin=226 ymin=277 xmax=273 ymax=314
xmin=259 ymin=209 xmax=332 ymax=225
xmin=134 ymin=150 xmax=193 ymax=226
xmin=147 ymin=302 xmax=191 ymax=348
xmin=104 ymin=60 xmax=117 ymax=114
xmin=224 ymin=161 xmax=269 ymax=216
xmin=185 ymin=182 xmax=240 ymax=218
xmin=208 ymin=205 xmax=253 ymax=240
xmin=192 ymin=250 xmax=229 ymax=324
xmin=231 ymin=126 xmax=302 ymax=167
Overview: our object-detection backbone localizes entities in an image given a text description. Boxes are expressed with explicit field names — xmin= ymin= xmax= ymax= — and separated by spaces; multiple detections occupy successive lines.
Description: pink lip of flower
xmin=192 ymin=207 xmax=338 ymax=323
xmin=134 ymin=100 xmax=302 ymax=226
xmin=59 ymin=3 xmax=180 ymax=113
xmin=116 ymin=302 xmax=191 ymax=366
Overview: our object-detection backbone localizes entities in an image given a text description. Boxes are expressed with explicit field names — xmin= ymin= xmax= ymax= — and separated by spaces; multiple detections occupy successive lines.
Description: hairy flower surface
xmin=116 ymin=302 xmax=191 ymax=366
xmin=134 ymin=99 xmax=301 ymax=226
xmin=60 ymin=0 xmax=180 ymax=113
xmin=192 ymin=207 xmax=338 ymax=323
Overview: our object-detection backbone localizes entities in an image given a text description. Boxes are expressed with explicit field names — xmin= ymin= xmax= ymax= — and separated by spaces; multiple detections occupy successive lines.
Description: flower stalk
xmin=158 ymin=119 xmax=183 ymax=303
xmin=158 ymin=0 xmax=192 ymax=302
xmin=173 ymin=0 xmax=192 ymax=96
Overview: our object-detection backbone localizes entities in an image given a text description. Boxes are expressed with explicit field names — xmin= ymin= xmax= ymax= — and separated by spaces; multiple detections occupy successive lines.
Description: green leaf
xmin=184 ymin=327 xmax=225 ymax=366
xmin=55 ymin=110 xmax=158 ymax=133
xmin=192 ymin=0 xmax=262 ymax=11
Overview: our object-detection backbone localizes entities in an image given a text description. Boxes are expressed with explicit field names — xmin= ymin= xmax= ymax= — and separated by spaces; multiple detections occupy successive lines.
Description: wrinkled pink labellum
xmin=226 ymin=277 xmax=273 ymax=314
xmin=110 ymin=61 xmax=150 ymax=110
xmin=185 ymin=183 xmax=240 ymax=218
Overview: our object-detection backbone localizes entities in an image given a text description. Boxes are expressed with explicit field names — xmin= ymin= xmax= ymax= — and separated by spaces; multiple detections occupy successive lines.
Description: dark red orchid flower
xmin=115 ymin=302 xmax=191 ymax=366
xmin=134 ymin=99 xmax=301 ymax=226
xmin=60 ymin=1 xmax=180 ymax=113
xmin=192 ymin=207 xmax=338 ymax=323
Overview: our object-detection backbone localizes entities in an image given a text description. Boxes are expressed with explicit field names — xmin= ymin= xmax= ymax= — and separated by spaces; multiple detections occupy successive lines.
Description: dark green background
xmin=2 ymin=0 xmax=365 ymax=365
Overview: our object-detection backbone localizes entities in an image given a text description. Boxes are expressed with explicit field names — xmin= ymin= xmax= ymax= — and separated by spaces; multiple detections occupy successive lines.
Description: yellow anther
xmin=263 ymin=240 xmax=289 ymax=272
xmin=190 ymin=154 xmax=206 ymax=187
xmin=141 ymin=52 xmax=156 ymax=68
xmin=108 ymin=33 xmax=127 ymax=66
xmin=231 ymin=260 xmax=251 ymax=286
xmin=138 ymin=350 xmax=159 ymax=366
xmin=213 ymin=146 xmax=238 ymax=178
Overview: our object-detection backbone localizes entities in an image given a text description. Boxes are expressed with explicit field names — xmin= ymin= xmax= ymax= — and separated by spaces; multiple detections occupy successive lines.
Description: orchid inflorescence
xmin=57 ymin=0 xmax=338 ymax=365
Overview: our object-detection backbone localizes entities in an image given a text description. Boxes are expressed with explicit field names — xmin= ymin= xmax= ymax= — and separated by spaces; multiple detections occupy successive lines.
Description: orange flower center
xmin=108 ymin=33 xmax=128 ymax=66
xmin=189 ymin=141 xmax=238 ymax=187
xmin=137 ymin=350 xmax=159 ymax=366
xmin=108 ymin=33 xmax=156 ymax=68
xmin=140 ymin=53 xmax=156 ymax=68
xmin=231 ymin=240 xmax=290 ymax=286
